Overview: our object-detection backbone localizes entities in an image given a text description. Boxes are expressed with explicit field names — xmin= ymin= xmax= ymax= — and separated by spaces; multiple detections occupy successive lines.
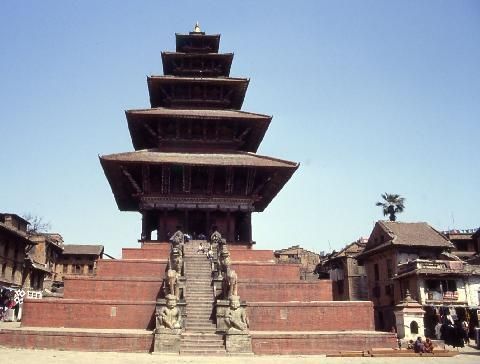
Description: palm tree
xmin=375 ymin=193 xmax=405 ymax=221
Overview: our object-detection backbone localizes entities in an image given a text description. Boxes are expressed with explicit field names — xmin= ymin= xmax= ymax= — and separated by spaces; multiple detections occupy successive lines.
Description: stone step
xmin=186 ymin=323 xmax=216 ymax=328
xmin=180 ymin=349 xmax=226 ymax=355
xmin=180 ymin=341 xmax=225 ymax=351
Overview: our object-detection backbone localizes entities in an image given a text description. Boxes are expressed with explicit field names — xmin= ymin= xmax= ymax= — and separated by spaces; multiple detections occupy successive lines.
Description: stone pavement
xmin=0 ymin=347 xmax=479 ymax=364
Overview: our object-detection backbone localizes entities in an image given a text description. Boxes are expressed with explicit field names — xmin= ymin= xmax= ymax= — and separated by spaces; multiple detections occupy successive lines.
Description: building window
xmin=337 ymin=280 xmax=344 ymax=295
xmin=74 ymin=264 xmax=82 ymax=274
xmin=1 ymin=262 xmax=6 ymax=277
xmin=410 ymin=321 xmax=419 ymax=334
xmin=63 ymin=264 xmax=68 ymax=274
xmin=386 ymin=259 xmax=393 ymax=278
xmin=441 ymin=280 xmax=457 ymax=292
xmin=385 ymin=285 xmax=392 ymax=296
xmin=374 ymin=264 xmax=379 ymax=281
xmin=88 ymin=264 xmax=94 ymax=274
xmin=11 ymin=264 xmax=17 ymax=280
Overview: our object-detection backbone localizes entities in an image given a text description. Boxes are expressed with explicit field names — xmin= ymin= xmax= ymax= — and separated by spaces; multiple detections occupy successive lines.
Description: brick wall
xmin=230 ymin=249 xmax=274 ymax=262
xmin=21 ymin=299 xmax=156 ymax=329
xmin=232 ymin=262 xmax=301 ymax=281
xmin=63 ymin=277 xmax=162 ymax=301
xmin=122 ymin=248 xmax=169 ymax=260
xmin=239 ymin=280 xmax=332 ymax=301
xmin=0 ymin=329 xmax=153 ymax=352
xmin=251 ymin=332 xmax=397 ymax=354
xmin=96 ymin=259 xmax=167 ymax=278
xmin=247 ymin=301 xmax=375 ymax=331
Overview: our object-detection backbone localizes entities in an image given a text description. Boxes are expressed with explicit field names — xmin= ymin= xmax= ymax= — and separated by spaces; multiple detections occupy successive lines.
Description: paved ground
xmin=0 ymin=347 xmax=479 ymax=364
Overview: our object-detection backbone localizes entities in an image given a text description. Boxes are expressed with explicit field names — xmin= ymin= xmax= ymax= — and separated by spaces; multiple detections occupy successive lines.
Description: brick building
xmin=321 ymin=238 xmax=368 ymax=301
xmin=443 ymin=229 xmax=479 ymax=262
xmin=0 ymin=214 xmax=33 ymax=289
xmin=56 ymin=244 xmax=104 ymax=280
xmin=29 ymin=233 xmax=64 ymax=290
xmin=274 ymin=245 xmax=320 ymax=279
xmin=358 ymin=221 xmax=454 ymax=331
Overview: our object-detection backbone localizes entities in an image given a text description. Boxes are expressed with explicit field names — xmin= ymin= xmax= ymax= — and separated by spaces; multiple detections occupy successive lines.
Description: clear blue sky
xmin=1 ymin=1 xmax=479 ymax=257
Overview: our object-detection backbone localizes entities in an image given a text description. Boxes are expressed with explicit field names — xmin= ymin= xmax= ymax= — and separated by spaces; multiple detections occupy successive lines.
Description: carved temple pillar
xmin=141 ymin=211 xmax=151 ymax=241
xmin=184 ymin=210 xmax=189 ymax=234
xmin=246 ymin=212 xmax=252 ymax=243
xmin=226 ymin=210 xmax=234 ymax=242
xmin=206 ymin=211 xmax=211 ymax=236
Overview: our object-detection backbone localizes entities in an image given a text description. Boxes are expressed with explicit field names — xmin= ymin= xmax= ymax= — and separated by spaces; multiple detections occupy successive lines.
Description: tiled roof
xmin=62 ymin=244 xmax=104 ymax=256
xmin=100 ymin=150 xmax=298 ymax=168
xmin=0 ymin=222 xmax=32 ymax=243
xmin=126 ymin=108 xmax=271 ymax=120
xmin=380 ymin=221 xmax=453 ymax=248
xmin=361 ymin=221 xmax=453 ymax=257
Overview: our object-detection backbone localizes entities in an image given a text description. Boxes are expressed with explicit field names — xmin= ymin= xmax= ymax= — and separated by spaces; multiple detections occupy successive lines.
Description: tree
xmin=21 ymin=213 xmax=51 ymax=235
xmin=375 ymin=193 xmax=405 ymax=221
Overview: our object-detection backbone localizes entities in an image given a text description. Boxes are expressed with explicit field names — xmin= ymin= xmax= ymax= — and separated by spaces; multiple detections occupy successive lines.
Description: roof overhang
xmin=147 ymin=76 xmax=249 ymax=109
xmin=99 ymin=150 xmax=298 ymax=212
xmin=125 ymin=108 xmax=271 ymax=152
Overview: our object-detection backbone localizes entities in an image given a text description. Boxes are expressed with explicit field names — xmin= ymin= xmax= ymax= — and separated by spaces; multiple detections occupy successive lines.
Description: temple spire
xmin=193 ymin=22 xmax=201 ymax=33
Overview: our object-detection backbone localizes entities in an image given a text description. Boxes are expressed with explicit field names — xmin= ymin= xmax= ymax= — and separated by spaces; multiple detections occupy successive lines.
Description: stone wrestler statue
xmin=156 ymin=294 xmax=181 ymax=330
xmin=224 ymin=295 xmax=249 ymax=333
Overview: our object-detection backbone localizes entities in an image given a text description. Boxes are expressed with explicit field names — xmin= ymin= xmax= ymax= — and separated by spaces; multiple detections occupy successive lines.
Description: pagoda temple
xmin=100 ymin=25 xmax=298 ymax=244
xmin=0 ymin=26 xmax=398 ymax=356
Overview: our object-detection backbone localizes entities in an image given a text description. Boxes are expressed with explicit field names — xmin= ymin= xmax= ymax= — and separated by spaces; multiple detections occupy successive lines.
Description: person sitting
xmin=414 ymin=337 xmax=425 ymax=353
xmin=197 ymin=242 xmax=205 ymax=254
xmin=206 ymin=248 xmax=214 ymax=261
xmin=424 ymin=338 xmax=434 ymax=353
xmin=407 ymin=339 xmax=415 ymax=350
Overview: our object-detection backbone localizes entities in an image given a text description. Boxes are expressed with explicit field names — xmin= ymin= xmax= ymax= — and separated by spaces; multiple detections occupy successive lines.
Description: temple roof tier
xmin=147 ymin=76 xmax=249 ymax=109
xmin=175 ymin=33 xmax=220 ymax=53
xmin=162 ymin=52 xmax=234 ymax=77
xmin=100 ymin=150 xmax=298 ymax=212
xmin=126 ymin=108 xmax=271 ymax=152
xmin=100 ymin=150 xmax=297 ymax=167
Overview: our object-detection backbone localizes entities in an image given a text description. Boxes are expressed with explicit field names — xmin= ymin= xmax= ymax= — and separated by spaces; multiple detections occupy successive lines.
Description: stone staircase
xmin=181 ymin=240 xmax=225 ymax=355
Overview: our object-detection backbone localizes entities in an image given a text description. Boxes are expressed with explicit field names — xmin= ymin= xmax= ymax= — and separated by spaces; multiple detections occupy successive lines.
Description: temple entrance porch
xmin=141 ymin=209 xmax=252 ymax=244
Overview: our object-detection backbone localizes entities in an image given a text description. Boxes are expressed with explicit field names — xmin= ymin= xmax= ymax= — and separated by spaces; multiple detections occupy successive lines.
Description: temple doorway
xmin=188 ymin=210 xmax=207 ymax=238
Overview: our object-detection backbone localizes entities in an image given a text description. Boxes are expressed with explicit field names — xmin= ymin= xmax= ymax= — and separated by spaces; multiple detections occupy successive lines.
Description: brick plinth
xmin=251 ymin=331 xmax=398 ymax=354
xmin=232 ymin=262 xmax=301 ymax=281
xmin=122 ymin=248 xmax=169 ymax=260
xmin=21 ymin=299 xmax=156 ymax=329
xmin=0 ymin=328 xmax=153 ymax=352
xmin=239 ymin=280 xmax=332 ymax=301
xmin=96 ymin=259 xmax=167 ymax=278
xmin=247 ymin=301 xmax=375 ymax=331
xmin=63 ymin=276 xmax=162 ymax=301
xmin=230 ymin=249 xmax=274 ymax=262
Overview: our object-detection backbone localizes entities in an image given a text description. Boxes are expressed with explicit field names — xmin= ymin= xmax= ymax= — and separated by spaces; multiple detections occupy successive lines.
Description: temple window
xmin=410 ymin=321 xmax=419 ymax=334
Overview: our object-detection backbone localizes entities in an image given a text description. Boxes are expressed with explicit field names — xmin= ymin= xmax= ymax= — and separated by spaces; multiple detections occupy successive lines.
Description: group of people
xmin=197 ymin=241 xmax=214 ymax=261
xmin=407 ymin=337 xmax=434 ymax=353
xmin=0 ymin=287 xmax=20 ymax=322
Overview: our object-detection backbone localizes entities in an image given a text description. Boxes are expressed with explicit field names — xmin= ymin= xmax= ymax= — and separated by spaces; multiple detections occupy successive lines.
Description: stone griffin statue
xmin=170 ymin=228 xmax=184 ymax=250
xmin=210 ymin=229 xmax=222 ymax=246
xmin=217 ymin=247 xmax=231 ymax=279
xmin=224 ymin=295 xmax=249 ymax=333
xmin=165 ymin=268 xmax=180 ymax=298
xmin=156 ymin=294 xmax=181 ymax=331
xmin=169 ymin=247 xmax=183 ymax=276
xmin=222 ymin=268 xmax=238 ymax=299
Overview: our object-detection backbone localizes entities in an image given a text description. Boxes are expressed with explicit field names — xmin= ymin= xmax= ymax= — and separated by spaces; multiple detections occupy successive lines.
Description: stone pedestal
xmin=225 ymin=331 xmax=253 ymax=354
xmin=153 ymin=329 xmax=181 ymax=353
xmin=394 ymin=291 xmax=425 ymax=340
xmin=215 ymin=299 xmax=248 ymax=332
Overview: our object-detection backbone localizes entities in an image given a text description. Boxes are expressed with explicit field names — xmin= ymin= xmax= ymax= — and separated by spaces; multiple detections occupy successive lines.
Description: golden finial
xmin=193 ymin=22 xmax=201 ymax=33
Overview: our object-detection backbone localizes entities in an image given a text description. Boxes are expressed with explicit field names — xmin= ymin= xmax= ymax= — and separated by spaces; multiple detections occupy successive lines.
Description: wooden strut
xmin=120 ymin=166 xmax=142 ymax=194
